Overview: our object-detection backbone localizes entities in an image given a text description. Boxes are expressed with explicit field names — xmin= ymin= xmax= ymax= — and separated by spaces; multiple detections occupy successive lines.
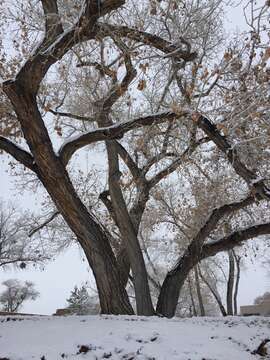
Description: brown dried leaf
xmin=137 ymin=79 xmax=146 ymax=91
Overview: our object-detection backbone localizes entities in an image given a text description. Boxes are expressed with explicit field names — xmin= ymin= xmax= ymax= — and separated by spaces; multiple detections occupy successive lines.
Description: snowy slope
xmin=0 ymin=315 xmax=269 ymax=359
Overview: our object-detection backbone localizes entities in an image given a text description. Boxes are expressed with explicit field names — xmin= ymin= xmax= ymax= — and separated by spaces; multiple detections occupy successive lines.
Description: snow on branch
xmin=10 ymin=0 xmax=126 ymax=94
xmin=202 ymin=222 xmax=270 ymax=258
xmin=58 ymin=111 xmax=185 ymax=165
xmin=196 ymin=115 xmax=270 ymax=201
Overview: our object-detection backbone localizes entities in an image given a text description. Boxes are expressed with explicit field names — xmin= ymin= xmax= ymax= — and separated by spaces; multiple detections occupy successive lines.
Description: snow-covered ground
xmin=0 ymin=315 xmax=269 ymax=359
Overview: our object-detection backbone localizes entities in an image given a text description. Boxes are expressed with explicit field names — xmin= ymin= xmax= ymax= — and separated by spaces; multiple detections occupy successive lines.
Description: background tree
xmin=254 ymin=291 xmax=270 ymax=305
xmin=198 ymin=252 xmax=242 ymax=316
xmin=0 ymin=279 xmax=39 ymax=313
xmin=66 ymin=284 xmax=99 ymax=315
xmin=0 ymin=199 xmax=70 ymax=269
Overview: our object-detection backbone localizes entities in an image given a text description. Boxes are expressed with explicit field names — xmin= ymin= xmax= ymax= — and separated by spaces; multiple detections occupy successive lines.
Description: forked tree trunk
xmin=3 ymin=82 xmax=133 ymax=315
xmin=106 ymin=140 xmax=154 ymax=316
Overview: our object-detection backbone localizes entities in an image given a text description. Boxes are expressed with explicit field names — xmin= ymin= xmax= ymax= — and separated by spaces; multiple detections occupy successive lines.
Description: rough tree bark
xmin=156 ymin=210 xmax=270 ymax=317
xmin=93 ymin=50 xmax=154 ymax=314
xmin=106 ymin=140 xmax=154 ymax=315
xmin=0 ymin=0 xmax=137 ymax=315
xmin=156 ymin=242 xmax=199 ymax=317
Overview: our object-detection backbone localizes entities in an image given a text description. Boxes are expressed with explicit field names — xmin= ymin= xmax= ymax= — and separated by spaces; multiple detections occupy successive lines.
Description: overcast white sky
xmin=0 ymin=1 xmax=269 ymax=315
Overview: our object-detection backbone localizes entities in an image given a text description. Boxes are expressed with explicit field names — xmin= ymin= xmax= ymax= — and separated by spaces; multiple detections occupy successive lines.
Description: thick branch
xmin=0 ymin=136 xmax=37 ymax=172
xmin=114 ymin=141 xmax=142 ymax=181
xmin=196 ymin=115 xmax=270 ymax=200
xmin=6 ymin=0 xmax=125 ymax=94
xmin=156 ymin=197 xmax=267 ymax=317
xmin=96 ymin=24 xmax=197 ymax=62
xmin=201 ymin=222 xmax=270 ymax=258
xmin=59 ymin=111 xmax=183 ymax=165
xmin=170 ymin=195 xmax=255 ymax=275
xmin=41 ymin=0 xmax=63 ymax=41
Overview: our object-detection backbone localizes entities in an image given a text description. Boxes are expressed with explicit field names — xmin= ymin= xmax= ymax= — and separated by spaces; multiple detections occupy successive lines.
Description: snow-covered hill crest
xmin=1 ymin=315 xmax=269 ymax=359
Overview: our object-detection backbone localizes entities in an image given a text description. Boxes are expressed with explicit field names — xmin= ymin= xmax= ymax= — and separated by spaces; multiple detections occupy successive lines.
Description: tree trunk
xmin=188 ymin=275 xmax=197 ymax=316
xmin=38 ymin=164 xmax=133 ymax=314
xmin=226 ymin=250 xmax=235 ymax=315
xmin=116 ymin=245 xmax=131 ymax=287
xmin=115 ymin=185 xmax=150 ymax=289
xmin=156 ymin=242 xmax=198 ymax=317
xmin=194 ymin=265 xmax=205 ymax=316
xmin=233 ymin=250 xmax=241 ymax=315
xmin=106 ymin=140 xmax=154 ymax=315
xmin=3 ymin=82 xmax=133 ymax=315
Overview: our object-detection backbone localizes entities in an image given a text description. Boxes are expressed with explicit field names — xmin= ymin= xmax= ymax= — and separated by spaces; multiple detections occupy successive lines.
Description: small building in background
xmin=240 ymin=301 xmax=270 ymax=316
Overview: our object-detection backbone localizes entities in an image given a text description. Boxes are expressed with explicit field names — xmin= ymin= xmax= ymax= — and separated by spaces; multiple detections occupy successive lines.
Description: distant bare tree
xmin=0 ymin=200 xmax=52 ymax=268
xmin=0 ymin=199 xmax=71 ymax=270
xmin=254 ymin=291 xmax=270 ymax=305
xmin=0 ymin=279 xmax=39 ymax=313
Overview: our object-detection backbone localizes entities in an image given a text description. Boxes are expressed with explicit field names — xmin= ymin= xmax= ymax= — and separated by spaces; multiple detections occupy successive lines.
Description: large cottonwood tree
xmin=0 ymin=0 xmax=269 ymax=316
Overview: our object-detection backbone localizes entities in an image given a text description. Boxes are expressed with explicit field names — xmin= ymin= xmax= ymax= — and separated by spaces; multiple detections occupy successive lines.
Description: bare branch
xmin=77 ymin=61 xmax=117 ymax=80
xmin=0 ymin=136 xmax=37 ymax=172
xmin=3 ymin=0 xmax=126 ymax=94
xmin=142 ymin=152 xmax=177 ymax=175
xmin=28 ymin=211 xmax=60 ymax=237
xmin=101 ymin=41 xmax=137 ymax=112
xmin=49 ymin=109 xmax=95 ymax=123
xmin=170 ymin=195 xmax=256 ymax=276
xmin=148 ymin=137 xmax=209 ymax=188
